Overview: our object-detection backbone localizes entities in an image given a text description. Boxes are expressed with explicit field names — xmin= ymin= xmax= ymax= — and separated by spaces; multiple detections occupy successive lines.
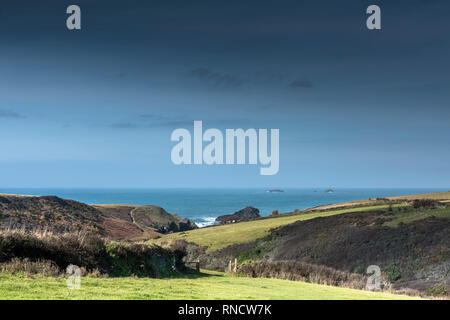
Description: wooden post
xmin=196 ymin=259 xmax=200 ymax=272
xmin=233 ymin=258 xmax=237 ymax=275
xmin=227 ymin=260 xmax=232 ymax=274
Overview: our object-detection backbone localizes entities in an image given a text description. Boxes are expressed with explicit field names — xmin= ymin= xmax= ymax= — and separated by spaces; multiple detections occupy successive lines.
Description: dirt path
xmin=129 ymin=207 xmax=146 ymax=232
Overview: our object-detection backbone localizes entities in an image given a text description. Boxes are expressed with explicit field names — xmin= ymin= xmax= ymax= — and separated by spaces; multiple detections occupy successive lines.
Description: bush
xmin=383 ymin=264 xmax=402 ymax=282
xmin=425 ymin=284 xmax=448 ymax=297
xmin=353 ymin=265 xmax=365 ymax=274
xmin=0 ymin=229 xmax=186 ymax=277
xmin=412 ymin=199 xmax=437 ymax=209
xmin=0 ymin=230 xmax=109 ymax=272
xmin=106 ymin=242 xmax=184 ymax=277
xmin=238 ymin=260 xmax=366 ymax=289
xmin=0 ymin=258 xmax=60 ymax=277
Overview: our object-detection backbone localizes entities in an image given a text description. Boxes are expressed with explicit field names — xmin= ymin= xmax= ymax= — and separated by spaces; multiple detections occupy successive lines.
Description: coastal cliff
xmin=0 ymin=194 xmax=197 ymax=241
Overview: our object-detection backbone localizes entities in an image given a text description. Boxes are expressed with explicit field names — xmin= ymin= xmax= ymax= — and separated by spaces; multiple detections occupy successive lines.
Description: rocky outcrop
xmin=215 ymin=206 xmax=260 ymax=224
xmin=129 ymin=205 xmax=197 ymax=234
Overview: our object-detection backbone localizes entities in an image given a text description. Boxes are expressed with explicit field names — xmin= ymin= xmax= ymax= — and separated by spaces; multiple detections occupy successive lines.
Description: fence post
xmin=227 ymin=260 xmax=232 ymax=274
xmin=233 ymin=258 xmax=237 ymax=276
xmin=196 ymin=259 xmax=200 ymax=272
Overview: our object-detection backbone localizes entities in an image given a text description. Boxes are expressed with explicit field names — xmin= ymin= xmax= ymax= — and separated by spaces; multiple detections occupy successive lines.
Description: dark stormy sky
xmin=0 ymin=0 xmax=449 ymax=187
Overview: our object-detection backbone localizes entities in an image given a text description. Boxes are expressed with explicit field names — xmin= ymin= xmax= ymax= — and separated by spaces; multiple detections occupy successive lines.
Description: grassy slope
xmin=388 ymin=191 xmax=450 ymax=201
xmin=150 ymin=205 xmax=400 ymax=251
xmin=0 ymin=270 xmax=417 ymax=300
xmin=384 ymin=206 xmax=450 ymax=227
xmin=294 ymin=191 xmax=450 ymax=212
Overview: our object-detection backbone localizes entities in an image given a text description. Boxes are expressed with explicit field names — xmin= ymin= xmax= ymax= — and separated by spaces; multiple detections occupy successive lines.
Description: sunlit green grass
xmin=384 ymin=206 xmax=450 ymax=227
xmin=149 ymin=205 xmax=401 ymax=251
xmin=0 ymin=270 xmax=418 ymax=300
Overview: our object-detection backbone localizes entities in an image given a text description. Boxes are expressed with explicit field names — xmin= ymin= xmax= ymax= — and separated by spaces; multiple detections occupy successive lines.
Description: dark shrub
xmin=0 ymin=230 xmax=186 ymax=277
xmin=383 ymin=264 xmax=402 ymax=282
xmin=106 ymin=242 xmax=186 ymax=277
xmin=0 ymin=258 xmax=60 ymax=276
xmin=238 ymin=260 xmax=366 ymax=289
xmin=425 ymin=284 xmax=448 ymax=297
xmin=413 ymin=199 xmax=437 ymax=209
xmin=160 ymin=239 xmax=206 ymax=268
xmin=0 ymin=231 xmax=109 ymax=272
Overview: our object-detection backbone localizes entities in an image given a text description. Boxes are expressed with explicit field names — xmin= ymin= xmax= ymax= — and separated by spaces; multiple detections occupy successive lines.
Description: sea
xmin=0 ymin=188 xmax=446 ymax=228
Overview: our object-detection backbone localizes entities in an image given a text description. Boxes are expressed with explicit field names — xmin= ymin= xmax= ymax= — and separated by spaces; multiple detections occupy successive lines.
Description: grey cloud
xmin=0 ymin=109 xmax=23 ymax=118
xmin=139 ymin=113 xmax=251 ymax=127
xmin=252 ymin=71 xmax=290 ymax=83
xmin=112 ymin=114 xmax=251 ymax=129
xmin=111 ymin=122 xmax=136 ymax=128
xmin=189 ymin=67 xmax=243 ymax=88
xmin=139 ymin=114 xmax=192 ymax=127
xmin=289 ymin=79 xmax=314 ymax=88
xmin=139 ymin=114 xmax=167 ymax=121
xmin=116 ymin=72 xmax=127 ymax=79
xmin=157 ymin=120 xmax=196 ymax=127
xmin=111 ymin=117 xmax=193 ymax=129
xmin=189 ymin=67 xmax=313 ymax=90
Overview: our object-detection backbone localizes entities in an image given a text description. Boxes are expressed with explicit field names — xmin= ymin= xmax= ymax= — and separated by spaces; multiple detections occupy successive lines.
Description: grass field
xmin=0 ymin=270 xmax=418 ymax=300
xmin=149 ymin=205 xmax=401 ymax=251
